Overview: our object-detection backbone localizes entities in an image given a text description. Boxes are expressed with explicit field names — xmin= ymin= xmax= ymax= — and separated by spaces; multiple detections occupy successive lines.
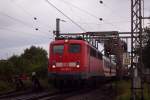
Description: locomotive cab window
xmin=53 ymin=45 xmax=64 ymax=54
xmin=69 ymin=44 xmax=80 ymax=53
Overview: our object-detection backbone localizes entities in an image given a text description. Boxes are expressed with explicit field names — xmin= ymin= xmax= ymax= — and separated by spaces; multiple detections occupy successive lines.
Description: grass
xmin=0 ymin=78 xmax=55 ymax=93
xmin=143 ymin=83 xmax=150 ymax=100
xmin=0 ymin=81 xmax=15 ymax=93
xmin=116 ymin=80 xmax=131 ymax=100
xmin=116 ymin=80 xmax=150 ymax=100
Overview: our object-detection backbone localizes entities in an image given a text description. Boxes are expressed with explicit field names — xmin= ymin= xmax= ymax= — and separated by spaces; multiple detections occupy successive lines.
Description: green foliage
xmin=116 ymin=80 xmax=131 ymax=100
xmin=20 ymin=46 xmax=48 ymax=76
xmin=0 ymin=81 xmax=14 ymax=93
xmin=0 ymin=46 xmax=48 ymax=81
xmin=116 ymin=81 xmax=150 ymax=100
xmin=0 ymin=60 xmax=14 ymax=81
xmin=142 ymin=28 xmax=150 ymax=69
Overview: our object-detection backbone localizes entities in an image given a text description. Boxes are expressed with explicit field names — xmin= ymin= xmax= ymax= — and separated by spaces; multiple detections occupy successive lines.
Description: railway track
xmin=14 ymin=88 xmax=92 ymax=100
xmin=0 ymin=90 xmax=16 ymax=96
xmin=0 ymin=81 xmax=115 ymax=100
xmin=11 ymin=91 xmax=57 ymax=100
xmin=32 ymin=85 xmax=113 ymax=100
xmin=0 ymin=89 xmax=33 ymax=100
xmin=0 ymin=86 xmax=91 ymax=100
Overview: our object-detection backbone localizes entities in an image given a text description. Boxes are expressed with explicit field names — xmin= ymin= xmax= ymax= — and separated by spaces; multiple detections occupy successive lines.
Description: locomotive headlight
xmin=65 ymin=39 xmax=68 ymax=43
xmin=76 ymin=61 xmax=80 ymax=68
xmin=76 ymin=64 xmax=80 ymax=68
xmin=52 ymin=65 xmax=56 ymax=68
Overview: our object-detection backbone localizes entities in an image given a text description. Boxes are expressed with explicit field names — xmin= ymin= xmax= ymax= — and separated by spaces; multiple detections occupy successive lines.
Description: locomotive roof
xmin=51 ymin=39 xmax=88 ymax=44
xmin=51 ymin=39 xmax=98 ymax=51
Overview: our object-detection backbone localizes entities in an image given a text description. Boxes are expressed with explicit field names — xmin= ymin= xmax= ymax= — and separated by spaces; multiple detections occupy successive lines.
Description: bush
xmin=0 ymin=81 xmax=14 ymax=93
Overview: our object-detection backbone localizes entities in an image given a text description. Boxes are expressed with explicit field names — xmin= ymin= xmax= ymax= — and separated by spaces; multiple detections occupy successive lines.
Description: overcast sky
xmin=0 ymin=0 xmax=150 ymax=59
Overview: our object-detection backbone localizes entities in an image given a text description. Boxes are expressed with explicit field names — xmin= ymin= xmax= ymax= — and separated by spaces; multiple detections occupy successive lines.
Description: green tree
xmin=0 ymin=46 xmax=48 ymax=79
xmin=142 ymin=27 xmax=150 ymax=69
xmin=0 ymin=60 xmax=14 ymax=81
xmin=0 ymin=46 xmax=48 ymax=92
xmin=21 ymin=46 xmax=48 ymax=77
xmin=8 ymin=55 xmax=24 ymax=74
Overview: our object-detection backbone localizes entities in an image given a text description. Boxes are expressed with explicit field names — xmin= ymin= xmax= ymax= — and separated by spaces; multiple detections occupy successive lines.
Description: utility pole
xmin=131 ymin=0 xmax=150 ymax=99
xmin=130 ymin=0 xmax=146 ymax=99
xmin=131 ymin=0 xmax=143 ymax=99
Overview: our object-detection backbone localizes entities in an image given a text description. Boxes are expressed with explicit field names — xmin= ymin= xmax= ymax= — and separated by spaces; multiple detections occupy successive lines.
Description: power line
xmin=57 ymin=0 xmax=103 ymax=30
xmin=57 ymin=0 xmax=121 ymax=30
xmin=0 ymin=11 xmax=50 ymax=35
xmin=10 ymin=0 xmax=51 ymax=31
xmin=45 ymin=0 xmax=86 ymax=32
xmin=10 ymin=0 xmax=33 ymax=18
xmin=58 ymin=0 xmax=100 ymax=20
xmin=0 ymin=26 xmax=52 ymax=38
xmin=77 ymin=22 xmax=103 ymax=25
xmin=101 ymin=1 xmax=130 ymax=21
xmin=0 ymin=27 xmax=54 ymax=41
xmin=102 ymin=20 xmax=119 ymax=30
xmin=0 ymin=11 xmax=33 ymax=28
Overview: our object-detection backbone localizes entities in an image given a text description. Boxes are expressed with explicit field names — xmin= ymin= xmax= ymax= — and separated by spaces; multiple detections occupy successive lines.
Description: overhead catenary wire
xmin=76 ymin=21 xmax=122 ymax=30
xmin=99 ymin=0 xmax=131 ymax=29
xmin=59 ymin=0 xmax=130 ymax=23
xmin=45 ymin=0 xmax=86 ymax=32
xmin=0 ymin=11 xmax=33 ymax=28
xmin=9 ymin=0 xmax=51 ymax=32
xmin=0 ymin=27 xmax=54 ymax=43
xmin=57 ymin=0 xmax=101 ymax=20
xmin=10 ymin=0 xmax=33 ymax=18
xmin=101 ymin=0 xmax=130 ymax=21
xmin=57 ymin=0 xmax=121 ymax=30
xmin=0 ymin=26 xmax=52 ymax=38
xmin=0 ymin=11 xmax=51 ymax=35
xmin=57 ymin=0 xmax=105 ymax=30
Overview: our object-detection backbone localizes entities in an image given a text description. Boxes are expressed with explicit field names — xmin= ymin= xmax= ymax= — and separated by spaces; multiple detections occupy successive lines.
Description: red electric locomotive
xmin=48 ymin=38 xmax=116 ymax=87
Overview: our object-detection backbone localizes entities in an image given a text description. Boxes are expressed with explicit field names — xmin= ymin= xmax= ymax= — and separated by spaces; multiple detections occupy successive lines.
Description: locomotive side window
xmin=69 ymin=44 xmax=80 ymax=53
xmin=53 ymin=45 xmax=64 ymax=54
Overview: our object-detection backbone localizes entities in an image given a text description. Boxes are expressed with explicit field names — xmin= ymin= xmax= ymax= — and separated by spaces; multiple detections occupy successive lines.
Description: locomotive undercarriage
xmin=48 ymin=73 xmax=116 ymax=89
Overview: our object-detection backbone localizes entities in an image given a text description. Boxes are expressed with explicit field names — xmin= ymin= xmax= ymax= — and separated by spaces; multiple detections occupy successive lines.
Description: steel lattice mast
xmin=131 ymin=0 xmax=144 ymax=99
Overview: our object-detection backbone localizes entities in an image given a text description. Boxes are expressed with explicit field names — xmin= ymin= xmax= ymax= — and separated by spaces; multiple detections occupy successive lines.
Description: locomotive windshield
xmin=53 ymin=45 xmax=64 ymax=54
xmin=69 ymin=44 xmax=80 ymax=53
